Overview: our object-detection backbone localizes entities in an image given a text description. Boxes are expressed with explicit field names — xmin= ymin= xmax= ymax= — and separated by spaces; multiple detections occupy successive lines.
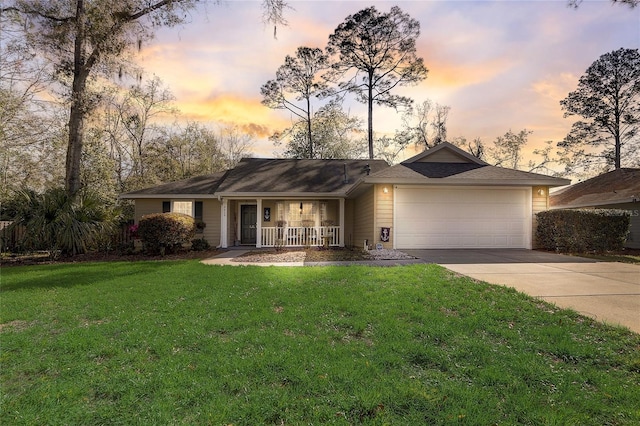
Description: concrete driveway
xmin=405 ymin=249 xmax=640 ymax=333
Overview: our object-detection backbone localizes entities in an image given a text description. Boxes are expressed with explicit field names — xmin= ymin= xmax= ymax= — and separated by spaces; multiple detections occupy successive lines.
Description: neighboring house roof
xmin=120 ymin=171 xmax=228 ymax=199
xmin=361 ymin=142 xmax=571 ymax=187
xmin=216 ymin=158 xmax=389 ymax=196
xmin=550 ymin=168 xmax=640 ymax=208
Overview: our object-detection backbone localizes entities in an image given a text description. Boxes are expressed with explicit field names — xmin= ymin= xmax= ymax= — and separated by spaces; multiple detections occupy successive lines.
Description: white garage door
xmin=395 ymin=186 xmax=531 ymax=249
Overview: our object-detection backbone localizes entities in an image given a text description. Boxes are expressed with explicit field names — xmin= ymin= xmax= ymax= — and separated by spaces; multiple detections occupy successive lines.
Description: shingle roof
xmin=119 ymin=159 xmax=389 ymax=198
xmin=215 ymin=158 xmax=388 ymax=195
xmin=403 ymin=162 xmax=486 ymax=177
xmin=120 ymin=171 xmax=228 ymax=197
xmin=550 ymin=168 xmax=640 ymax=208
xmin=366 ymin=163 xmax=570 ymax=186
xmin=120 ymin=144 xmax=572 ymax=199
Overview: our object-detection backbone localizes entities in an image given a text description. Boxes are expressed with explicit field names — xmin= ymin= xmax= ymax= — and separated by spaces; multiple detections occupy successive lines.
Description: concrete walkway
xmin=201 ymin=250 xmax=304 ymax=267
xmin=406 ymin=249 xmax=640 ymax=333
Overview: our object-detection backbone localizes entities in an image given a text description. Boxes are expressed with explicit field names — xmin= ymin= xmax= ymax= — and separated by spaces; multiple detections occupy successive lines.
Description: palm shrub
xmin=138 ymin=213 xmax=195 ymax=255
xmin=8 ymin=188 xmax=116 ymax=256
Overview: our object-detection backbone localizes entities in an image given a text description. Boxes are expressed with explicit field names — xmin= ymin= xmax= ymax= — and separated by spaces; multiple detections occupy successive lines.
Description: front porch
xmin=220 ymin=198 xmax=345 ymax=248
xmin=261 ymin=225 xmax=341 ymax=247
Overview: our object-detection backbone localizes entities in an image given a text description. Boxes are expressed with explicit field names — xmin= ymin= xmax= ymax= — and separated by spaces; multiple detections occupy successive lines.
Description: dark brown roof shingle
xmin=216 ymin=158 xmax=388 ymax=194
xmin=367 ymin=163 xmax=570 ymax=186
xmin=121 ymin=171 xmax=228 ymax=197
xmin=550 ymin=168 xmax=640 ymax=208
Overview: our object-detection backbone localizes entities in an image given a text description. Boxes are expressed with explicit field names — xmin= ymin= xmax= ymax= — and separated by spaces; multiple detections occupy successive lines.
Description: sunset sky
xmin=139 ymin=0 xmax=639 ymax=168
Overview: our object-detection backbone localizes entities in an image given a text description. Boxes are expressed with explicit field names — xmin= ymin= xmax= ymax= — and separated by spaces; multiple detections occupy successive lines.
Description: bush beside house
xmin=536 ymin=209 xmax=630 ymax=253
xmin=138 ymin=213 xmax=195 ymax=255
xmin=3 ymin=188 xmax=116 ymax=256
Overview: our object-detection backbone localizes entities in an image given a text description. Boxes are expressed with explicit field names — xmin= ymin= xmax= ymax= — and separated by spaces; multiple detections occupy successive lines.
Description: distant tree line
xmin=1 ymin=0 xmax=286 ymax=201
xmin=261 ymin=6 xmax=639 ymax=181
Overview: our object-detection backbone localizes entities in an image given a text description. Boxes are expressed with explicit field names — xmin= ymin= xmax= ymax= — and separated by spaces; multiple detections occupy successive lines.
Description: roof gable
xmin=403 ymin=142 xmax=487 ymax=165
xmin=366 ymin=143 xmax=571 ymax=187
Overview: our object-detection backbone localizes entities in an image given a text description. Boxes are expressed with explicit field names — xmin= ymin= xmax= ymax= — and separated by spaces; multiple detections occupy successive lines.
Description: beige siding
xmin=531 ymin=186 xmax=549 ymax=249
xmin=261 ymin=200 xmax=277 ymax=228
xmin=344 ymin=199 xmax=355 ymax=248
xmin=353 ymin=187 xmax=375 ymax=249
xmin=373 ymin=184 xmax=394 ymax=249
xmin=133 ymin=198 xmax=221 ymax=246
xmin=324 ymin=200 xmax=339 ymax=224
xmin=134 ymin=199 xmax=163 ymax=223
xmin=200 ymin=199 xmax=221 ymax=246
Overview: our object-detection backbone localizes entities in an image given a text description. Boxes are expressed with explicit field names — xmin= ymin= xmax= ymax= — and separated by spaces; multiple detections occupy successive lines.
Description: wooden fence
xmin=0 ymin=221 xmax=24 ymax=252
xmin=0 ymin=221 xmax=135 ymax=252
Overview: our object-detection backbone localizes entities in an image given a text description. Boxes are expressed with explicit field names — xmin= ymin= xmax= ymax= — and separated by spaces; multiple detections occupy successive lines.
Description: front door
xmin=240 ymin=205 xmax=257 ymax=245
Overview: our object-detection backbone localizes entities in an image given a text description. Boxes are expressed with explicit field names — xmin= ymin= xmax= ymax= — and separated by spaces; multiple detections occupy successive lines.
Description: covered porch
xmin=220 ymin=198 xmax=345 ymax=248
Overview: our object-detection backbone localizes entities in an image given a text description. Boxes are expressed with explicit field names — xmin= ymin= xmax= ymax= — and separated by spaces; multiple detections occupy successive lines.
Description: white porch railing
xmin=261 ymin=226 xmax=340 ymax=247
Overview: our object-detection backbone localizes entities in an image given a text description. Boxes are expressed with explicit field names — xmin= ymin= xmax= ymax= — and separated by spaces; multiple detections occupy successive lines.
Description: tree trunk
xmin=65 ymin=0 xmax=87 ymax=197
xmin=306 ymin=96 xmax=314 ymax=158
xmin=368 ymin=75 xmax=374 ymax=160
xmin=615 ymin=134 xmax=621 ymax=169
xmin=614 ymin=87 xmax=621 ymax=169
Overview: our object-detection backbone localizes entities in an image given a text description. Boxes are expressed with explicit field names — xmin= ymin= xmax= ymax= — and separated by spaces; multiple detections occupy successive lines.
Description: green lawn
xmin=1 ymin=261 xmax=639 ymax=425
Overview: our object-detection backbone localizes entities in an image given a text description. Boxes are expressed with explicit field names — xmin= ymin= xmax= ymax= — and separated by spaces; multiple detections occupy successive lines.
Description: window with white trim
xmin=161 ymin=200 xmax=203 ymax=219
xmin=172 ymin=201 xmax=193 ymax=216
xmin=287 ymin=201 xmax=317 ymax=227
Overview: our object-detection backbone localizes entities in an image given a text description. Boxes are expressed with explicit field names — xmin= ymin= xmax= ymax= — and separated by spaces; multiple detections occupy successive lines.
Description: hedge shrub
xmin=138 ymin=213 xmax=195 ymax=255
xmin=190 ymin=237 xmax=211 ymax=251
xmin=536 ymin=209 xmax=630 ymax=253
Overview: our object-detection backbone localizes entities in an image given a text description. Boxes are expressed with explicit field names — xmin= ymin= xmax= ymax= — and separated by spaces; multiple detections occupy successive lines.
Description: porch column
xmin=220 ymin=198 xmax=228 ymax=249
xmin=256 ymin=198 xmax=262 ymax=248
xmin=339 ymin=198 xmax=345 ymax=247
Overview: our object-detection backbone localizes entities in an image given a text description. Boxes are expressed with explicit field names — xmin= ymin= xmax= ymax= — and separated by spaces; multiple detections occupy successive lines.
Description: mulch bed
xmin=234 ymin=247 xmax=369 ymax=263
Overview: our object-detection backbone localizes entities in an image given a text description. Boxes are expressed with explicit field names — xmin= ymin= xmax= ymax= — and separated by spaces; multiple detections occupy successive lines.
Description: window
xmin=320 ymin=202 xmax=328 ymax=224
xmin=194 ymin=201 xmax=203 ymax=222
xmin=172 ymin=201 xmax=193 ymax=216
xmin=162 ymin=200 xmax=202 ymax=219
xmin=276 ymin=202 xmax=285 ymax=221
xmin=288 ymin=201 xmax=317 ymax=227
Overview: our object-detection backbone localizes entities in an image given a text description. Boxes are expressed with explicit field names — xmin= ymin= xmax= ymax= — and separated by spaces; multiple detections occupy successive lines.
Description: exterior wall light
xmin=383 ymin=186 xmax=389 ymax=194
xmin=537 ymin=188 xmax=545 ymax=196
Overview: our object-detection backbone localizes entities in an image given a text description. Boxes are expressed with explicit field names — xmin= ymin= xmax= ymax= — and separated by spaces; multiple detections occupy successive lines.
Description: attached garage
xmin=394 ymin=186 xmax=532 ymax=249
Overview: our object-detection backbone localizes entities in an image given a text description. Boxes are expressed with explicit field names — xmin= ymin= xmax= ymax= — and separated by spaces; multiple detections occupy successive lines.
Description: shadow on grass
xmin=0 ymin=260 xmax=184 ymax=292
